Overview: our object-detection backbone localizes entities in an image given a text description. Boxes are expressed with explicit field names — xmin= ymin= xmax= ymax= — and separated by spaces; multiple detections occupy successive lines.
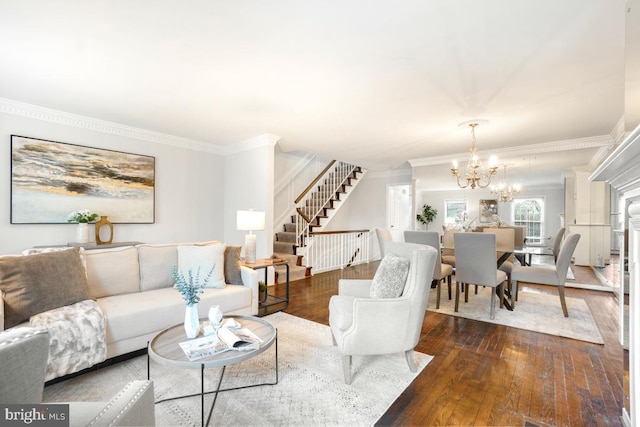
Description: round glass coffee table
xmin=148 ymin=315 xmax=277 ymax=427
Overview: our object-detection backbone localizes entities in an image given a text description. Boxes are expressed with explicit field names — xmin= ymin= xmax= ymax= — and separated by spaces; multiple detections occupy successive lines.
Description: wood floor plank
xmin=278 ymin=260 xmax=624 ymax=426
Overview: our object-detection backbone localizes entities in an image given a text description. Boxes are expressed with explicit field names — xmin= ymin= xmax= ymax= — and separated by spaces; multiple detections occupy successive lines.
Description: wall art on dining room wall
xmin=479 ymin=199 xmax=498 ymax=223
xmin=10 ymin=135 xmax=155 ymax=224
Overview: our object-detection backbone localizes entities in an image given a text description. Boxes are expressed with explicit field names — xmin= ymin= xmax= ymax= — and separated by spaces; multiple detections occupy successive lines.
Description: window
xmin=444 ymin=199 xmax=468 ymax=225
xmin=512 ymin=198 xmax=545 ymax=243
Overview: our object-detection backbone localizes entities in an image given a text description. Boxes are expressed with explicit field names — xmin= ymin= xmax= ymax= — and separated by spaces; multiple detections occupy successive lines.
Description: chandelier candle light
xmin=451 ymin=122 xmax=498 ymax=189
xmin=237 ymin=209 xmax=265 ymax=264
xmin=491 ymin=165 xmax=522 ymax=203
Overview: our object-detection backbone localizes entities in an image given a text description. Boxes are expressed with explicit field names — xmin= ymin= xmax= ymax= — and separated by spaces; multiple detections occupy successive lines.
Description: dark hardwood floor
xmin=274 ymin=260 xmax=624 ymax=426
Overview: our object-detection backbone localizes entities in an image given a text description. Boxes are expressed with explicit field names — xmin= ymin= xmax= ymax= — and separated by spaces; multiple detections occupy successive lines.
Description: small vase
xmin=184 ymin=304 xmax=200 ymax=338
xmin=208 ymin=305 xmax=223 ymax=327
xmin=76 ymin=223 xmax=90 ymax=244
xmin=95 ymin=215 xmax=114 ymax=245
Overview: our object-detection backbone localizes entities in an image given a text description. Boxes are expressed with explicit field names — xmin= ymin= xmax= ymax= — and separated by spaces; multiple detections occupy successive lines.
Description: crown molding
xmin=407 ymin=135 xmax=614 ymax=168
xmin=220 ymin=133 xmax=281 ymax=155
xmin=365 ymin=167 xmax=412 ymax=180
xmin=0 ymin=97 xmax=230 ymax=154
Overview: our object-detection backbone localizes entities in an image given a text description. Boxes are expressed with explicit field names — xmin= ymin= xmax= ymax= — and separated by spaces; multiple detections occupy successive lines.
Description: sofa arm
xmin=241 ymin=265 xmax=259 ymax=315
xmin=69 ymin=380 xmax=155 ymax=427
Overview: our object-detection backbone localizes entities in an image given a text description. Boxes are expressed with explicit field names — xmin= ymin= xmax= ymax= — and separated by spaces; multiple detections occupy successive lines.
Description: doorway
xmin=387 ymin=184 xmax=412 ymax=241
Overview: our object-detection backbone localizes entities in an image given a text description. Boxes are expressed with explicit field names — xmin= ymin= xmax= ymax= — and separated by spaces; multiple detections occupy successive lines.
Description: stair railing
xmin=294 ymin=161 xmax=359 ymax=248
xmin=274 ymin=154 xmax=332 ymax=237
xmin=304 ymin=229 xmax=370 ymax=274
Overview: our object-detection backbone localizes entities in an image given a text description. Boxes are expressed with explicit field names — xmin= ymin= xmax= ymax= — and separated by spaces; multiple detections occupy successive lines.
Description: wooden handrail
xmin=294 ymin=160 xmax=336 ymax=203
xmin=310 ymin=229 xmax=369 ymax=235
xmin=296 ymin=207 xmax=312 ymax=224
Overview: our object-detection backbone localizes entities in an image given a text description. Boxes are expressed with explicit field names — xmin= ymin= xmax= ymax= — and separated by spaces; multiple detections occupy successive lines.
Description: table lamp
xmin=237 ymin=209 xmax=265 ymax=264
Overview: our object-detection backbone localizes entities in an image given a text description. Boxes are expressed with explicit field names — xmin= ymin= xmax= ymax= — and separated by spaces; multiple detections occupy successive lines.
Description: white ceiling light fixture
xmin=491 ymin=165 xmax=522 ymax=203
xmin=451 ymin=121 xmax=498 ymax=189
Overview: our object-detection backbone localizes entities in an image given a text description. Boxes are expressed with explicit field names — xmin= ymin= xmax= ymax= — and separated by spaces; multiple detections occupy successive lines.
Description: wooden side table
xmin=242 ymin=258 xmax=289 ymax=316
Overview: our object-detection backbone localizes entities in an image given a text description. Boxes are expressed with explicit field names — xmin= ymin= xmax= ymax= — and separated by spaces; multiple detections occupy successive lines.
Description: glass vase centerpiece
xmin=67 ymin=209 xmax=99 ymax=244
xmin=171 ymin=266 xmax=214 ymax=338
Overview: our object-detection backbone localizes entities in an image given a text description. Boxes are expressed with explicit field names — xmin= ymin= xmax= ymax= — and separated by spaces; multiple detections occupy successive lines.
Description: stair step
xmin=273 ymin=253 xmax=310 ymax=284
xmin=273 ymin=241 xmax=296 ymax=255
xmin=283 ymin=223 xmax=296 ymax=232
xmin=275 ymin=231 xmax=297 ymax=243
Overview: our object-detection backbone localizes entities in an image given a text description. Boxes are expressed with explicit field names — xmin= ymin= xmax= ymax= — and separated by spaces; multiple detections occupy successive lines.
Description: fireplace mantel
xmin=591 ymin=123 xmax=640 ymax=427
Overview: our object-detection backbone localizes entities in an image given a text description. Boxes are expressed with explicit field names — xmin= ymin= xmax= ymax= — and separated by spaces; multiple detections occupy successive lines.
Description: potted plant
xmin=258 ymin=281 xmax=268 ymax=303
xmin=416 ymin=204 xmax=438 ymax=230
xmin=67 ymin=209 xmax=100 ymax=243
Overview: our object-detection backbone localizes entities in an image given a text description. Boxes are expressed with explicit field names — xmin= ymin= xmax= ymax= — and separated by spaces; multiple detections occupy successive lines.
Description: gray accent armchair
xmin=328 ymin=242 xmax=437 ymax=384
xmin=0 ymin=327 xmax=156 ymax=426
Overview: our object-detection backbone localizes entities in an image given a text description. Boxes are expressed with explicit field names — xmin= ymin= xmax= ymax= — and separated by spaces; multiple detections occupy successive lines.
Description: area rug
xmin=43 ymin=312 xmax=432 ymax=426
xmin=427 ymin=286 xmax=604 ymax=344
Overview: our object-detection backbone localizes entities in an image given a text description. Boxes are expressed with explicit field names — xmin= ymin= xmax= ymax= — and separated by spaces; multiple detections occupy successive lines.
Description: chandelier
xmin=451 ymin=122 xmax=498 ymax=189
xmin=491 ymin=165 xmax=521 ymax=202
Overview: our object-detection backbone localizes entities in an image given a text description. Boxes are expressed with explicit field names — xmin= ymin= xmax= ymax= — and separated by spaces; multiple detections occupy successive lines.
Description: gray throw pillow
xmin=370 ymin=253 xmax=410 ymax=298
xmin=224 ymin=245 xmax=244 ymax=285
xmin=0 ymin=248 xmax=91 ymax=329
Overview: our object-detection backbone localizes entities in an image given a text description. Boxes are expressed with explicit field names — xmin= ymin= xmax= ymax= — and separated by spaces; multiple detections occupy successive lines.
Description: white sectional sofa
xmin=0 ymin=241 xmax=258 ymax=381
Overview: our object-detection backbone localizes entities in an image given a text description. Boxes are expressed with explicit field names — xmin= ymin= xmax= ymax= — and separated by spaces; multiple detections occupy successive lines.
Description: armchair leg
xmin=499 ymin=283 xmax=504 ymax=309
xmin=454 ymin=282 xmax=460 ymax=312
xmin=558 ymin=286 xmax=569 ymax=317
xmin=342 ymin=355 xmax=352 ymax=384
xmin=434 ymin=279 xmax=441 ymax=309
xmin=331 ymin=331 xmax=337 ymax=346
xmin=405 ymin=349 xmax=417 ymax=372
xmin=447 ymin=275 xmax=452 ymax=300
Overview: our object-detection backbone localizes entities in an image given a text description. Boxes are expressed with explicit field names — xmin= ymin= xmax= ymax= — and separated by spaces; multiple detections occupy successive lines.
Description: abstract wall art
xmin=11 ymin=135 xmax=155 ymax=224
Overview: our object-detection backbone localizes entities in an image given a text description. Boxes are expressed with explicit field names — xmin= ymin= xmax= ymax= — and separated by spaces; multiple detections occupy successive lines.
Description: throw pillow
xmin=0 ymin=248 xmax=91 ymax=329
xmin=224 ymin=245 xmax=244 ymax=285
xmin=370 ymin=252 xmax=410 ymax=298
xmin=177 ymin=244 xmax=226 ymax=289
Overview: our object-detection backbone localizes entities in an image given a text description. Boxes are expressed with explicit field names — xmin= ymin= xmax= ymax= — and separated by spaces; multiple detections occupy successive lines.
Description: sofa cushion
xmin=138 ymin=244 xmax=178 ymax=292
xmin=370 ymin=252 xmax=410 ymax=298
xmin=0 ymin=248 xmax=90 ymax=329
xmin=224 ymin=245 xmax=244 ymax=285
xmin=84 ymin=246 xmax=140 ymax=299
xmin=96 ymin=286 xmax=252 ymax=345
xmin=177 ymin=245 xmax=226 ymax=289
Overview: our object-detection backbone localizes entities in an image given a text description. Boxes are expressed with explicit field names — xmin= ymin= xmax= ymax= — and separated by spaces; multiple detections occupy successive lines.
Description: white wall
xmin=223 ymin=136 xmax=277 ymax=260
xmin=0 ymin=111 xmax=225 ymax=255
xmin=325 ymin=169 xmax=412 ymax=259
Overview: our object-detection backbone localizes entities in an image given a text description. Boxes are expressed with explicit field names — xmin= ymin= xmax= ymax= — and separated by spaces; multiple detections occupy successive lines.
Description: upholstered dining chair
xmin=404 ymin=230 xmax=453 ymax=308
xmin=441 ymin=228 xmax=464 ymax=268
xmin=551 ymin=227 xmax=566 ymax=262
xmin=328 ymin=242 xmax=437 ymax=384
xmin=483 ymin=228 xmax=516 ymax=294
xmin=0 ymin=327 xmax=156 ymax=426
xmin=375 ymin=227 xmax=394 ymax=258
xmin=511 ymin=233 xmax=580 ymax=317
xmin=454 ymin=232 xmax=508 ymax=319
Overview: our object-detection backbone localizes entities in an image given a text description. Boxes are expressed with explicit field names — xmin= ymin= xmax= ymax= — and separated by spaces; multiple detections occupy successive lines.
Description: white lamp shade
xmin=237 ymin=210 xmax=265 ymax=231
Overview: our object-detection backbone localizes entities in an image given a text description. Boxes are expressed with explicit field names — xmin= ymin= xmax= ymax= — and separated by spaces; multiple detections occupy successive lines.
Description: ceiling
xmin=0 ymin=1 xmax=627 ymax=191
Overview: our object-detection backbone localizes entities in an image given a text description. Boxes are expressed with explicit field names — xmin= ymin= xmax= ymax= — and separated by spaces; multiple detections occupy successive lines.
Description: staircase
xmin=272 ymin=161 xmax=365 ymax=283
xmin=273 ymin=216 xmax=312 ymax=283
